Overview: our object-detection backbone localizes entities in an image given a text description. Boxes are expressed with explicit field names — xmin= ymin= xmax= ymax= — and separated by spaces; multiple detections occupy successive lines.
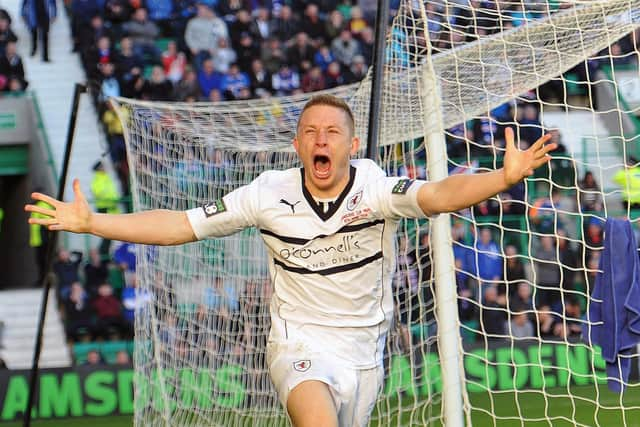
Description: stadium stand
xmin=5 ymin=0 xmax=636 ymax=366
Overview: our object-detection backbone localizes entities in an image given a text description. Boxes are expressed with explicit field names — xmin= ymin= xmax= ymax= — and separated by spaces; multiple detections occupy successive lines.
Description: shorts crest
xmin=293 ymin=359 xmax=311 ymax=372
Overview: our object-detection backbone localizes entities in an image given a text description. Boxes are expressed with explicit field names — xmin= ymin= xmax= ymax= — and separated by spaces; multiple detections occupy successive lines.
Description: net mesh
xmin=114 ymin=0 xmax=640 ymax=425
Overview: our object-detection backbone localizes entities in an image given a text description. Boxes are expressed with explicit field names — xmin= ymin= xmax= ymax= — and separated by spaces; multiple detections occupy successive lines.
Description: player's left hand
xmin=503 ymin=127 xmax=556 ymax=187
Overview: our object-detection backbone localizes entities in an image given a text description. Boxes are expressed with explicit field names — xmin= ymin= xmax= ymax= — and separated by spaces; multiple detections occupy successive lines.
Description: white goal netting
xmin=114 ymin=0 xmax=640 ymax=425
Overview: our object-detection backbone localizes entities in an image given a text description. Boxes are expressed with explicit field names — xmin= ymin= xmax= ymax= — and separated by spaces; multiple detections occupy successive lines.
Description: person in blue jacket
xmin=21 ymin=0 xmax=55 ymax=62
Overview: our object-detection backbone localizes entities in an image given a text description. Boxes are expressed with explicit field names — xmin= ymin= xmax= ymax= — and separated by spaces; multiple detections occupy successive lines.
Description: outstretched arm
xmin=418 ymin=128 xmax=556 ymax=216
xmin=25 ymin=179 xmax=197 ymax=246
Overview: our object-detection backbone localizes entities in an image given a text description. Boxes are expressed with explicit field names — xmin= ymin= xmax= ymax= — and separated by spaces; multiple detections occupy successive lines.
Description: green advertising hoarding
xmin=0 ymin=341 xmax=615 ymax=422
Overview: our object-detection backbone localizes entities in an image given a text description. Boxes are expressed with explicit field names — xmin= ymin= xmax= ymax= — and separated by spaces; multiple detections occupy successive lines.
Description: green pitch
xmin=2 ymin=385 xmax=640 ymax=426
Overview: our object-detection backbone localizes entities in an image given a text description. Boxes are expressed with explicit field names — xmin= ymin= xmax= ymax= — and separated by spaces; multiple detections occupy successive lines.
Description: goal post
xmin=113 ymin=0 xmax=640 ymax=425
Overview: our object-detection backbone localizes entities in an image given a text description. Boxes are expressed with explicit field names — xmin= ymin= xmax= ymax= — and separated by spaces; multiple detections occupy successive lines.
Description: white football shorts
xmin=266 ymin=311 xmax=385 ymax=427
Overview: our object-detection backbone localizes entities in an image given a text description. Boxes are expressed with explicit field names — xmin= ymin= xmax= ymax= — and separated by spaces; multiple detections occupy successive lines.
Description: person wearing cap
xmin=613 ymin=156 xmax=640 ymax=212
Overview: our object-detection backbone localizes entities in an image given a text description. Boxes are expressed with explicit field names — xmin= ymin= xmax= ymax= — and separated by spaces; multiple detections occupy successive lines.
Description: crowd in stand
xmin=73 ymin=0 xmax=378 ymax=108
xmin=31 ymin=0 xmax=639 ymax=366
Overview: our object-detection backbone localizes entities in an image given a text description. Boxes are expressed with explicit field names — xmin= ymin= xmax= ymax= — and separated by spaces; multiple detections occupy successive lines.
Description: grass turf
xmin=2 ymin=385 xmax=640 ymax=426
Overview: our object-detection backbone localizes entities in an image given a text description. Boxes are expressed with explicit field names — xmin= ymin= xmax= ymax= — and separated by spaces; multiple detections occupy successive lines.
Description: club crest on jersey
xmin=202 ymin=199 xmax=227 ymax=217
xmin=392 ymin=179 xmax=415 ymax=194
xmin=347 ymin=190 xmax=363 ymax=211
xmin=293 ymin=360 xmax=311 ymax=372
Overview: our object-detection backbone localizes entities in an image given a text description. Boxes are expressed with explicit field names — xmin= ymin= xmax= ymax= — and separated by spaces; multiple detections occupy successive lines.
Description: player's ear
xmin=292 ymin=136 xmax=300 ymax=153
xmin=350 ymin=136 xmax=360 ymax=156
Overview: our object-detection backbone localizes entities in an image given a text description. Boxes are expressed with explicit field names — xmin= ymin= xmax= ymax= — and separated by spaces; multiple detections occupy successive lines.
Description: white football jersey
xmin=187 ymin=158 xmax=427 ymax=366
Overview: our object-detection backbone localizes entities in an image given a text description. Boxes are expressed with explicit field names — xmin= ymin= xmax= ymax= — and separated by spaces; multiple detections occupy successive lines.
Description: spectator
xmin=91 ymin=160 xmax=120 ymax=257
xmin=552 ymin=297 xmax=583 ymax=339
xmin=84 ymin=248 xmax=109 ymax=296
xmin=208 ymin=88 xmax=222 ymax=102
xmin=197 ymin=58 xmax=223 ymax=99
xmin=536 ymin=305 xmax=555 ymax=338
xmin=212 ymin=37 xmax=237 ymax=73
xmin=145 ymin=0 xmax=173 ymax=34
xmin=324 ymin=10 xmax=345 ymax=43
xmin=330 ymin=29 xmax=360 ymax=67
xmin=221 ymin=63 xmax=250 ymax=100
xmin=480 ymin=285 xmax=505 ymax=336
xmin=472 ymin=198 xmax=499 ymax=218
xmin=508 ymin=309 xmax=534 ymax=338
xmin=78 ymin=15 xmax=112 ymax=61
xmin=142 ymin=65 xmax=173 ymax=101
xmin=170 ymin=0 xmax=197 ymax=43
xmin=517 ymin=104 xmax=543 ymax=147
xmin=235 ymin=32 xmax=259 ymax=73
xmin=64 ymin=282 xmax=94 ymax=341
xmin=22 ymin=0 xmax=56 ymax=62
xmin=0 ymin=41 xmax=26 ymax=89
xmin=174 ymin=66 xmax=201 ymax=100
xmin=229 ymin=10 xmax=251 ymax=48
xmin=288 ymin=32 xmax=316 ymax=72
xmin=301 ymin=3 xmax=325 ymax=45
xmin=475 ymin=227 xmax=503 ymax=285
xmin=348 ymin=54 xmax=368 ymax=82
xmin=261 ymin=37 xmax=286 ymax=74
xmin=271 ymin=63 xmax=299 ymax=96
xmin=271 ymin=5 xmax=299 ymax=43
xmin=121 ymin=276 xmax=150 ymax=336
xmin=102 ymin=102 xmax=128 ymax=196
xmin=84 ymin=349 xmax=105 ymax=366
xmin=113 ymin=241 xmax=137 ymax=284
xmin=97 ymin=62 xmax=120 ymax=104
xmin=248 ymin=58 xmax=272 ymax=97
xmin=93 ymin=283 xmax=127 ymax=339
xmin=393 ymin=236 xmax=419 ymax=355
xmin=122 ymin=8 xmax=160 ymax=63
xmin=53 ymin=249 xmax=83 ymax=301
xmin=313 ymin=44 xmax=334 ymax=72
xmin=114 ymin=349 xmax=131 ymax=365
xmin=347 ymin=5 xmax=368 ymax=39
xmin=504 ymin=244 xmax=526 ymax=286
xmin=613 ymin=156 xmax=640 ymax=211
xmin=557 ymin=229 xmax=579 ymax=292
xmin=358 ymin=26 xmax=374 ymax=65
xmin=84 ymin=35 xmax=116 ymax=81
xmin=499 ymin=193 xmax=525 ymax=247
xmin=533 ymin=235 xmax=561 ymax=308
xmin=530 ymin=188 xmax=565 ymax=234
xmin=324 ymin=60 xmax=346 ymax=88
xmin=29 ymin=195 xmax=51 ymax=285
xmin=0 ymin=16 xmax=17 ymax=55
xmin=204 ymin=275 xmax=239 ymax=313
xmin=161 ymin=40 xmax=187 ymax=84
xmin=184 ymin=3 xmax=228 ymax=71
xmin=103 ymin=0 xmax=132 ymax=33
xmin=578 ymin=170 xmax=602 ymax=213
xmin=301 ymin=65 xmax=326 ymax=93
xmin=249 ymin=7 xmax=271 ymax=43
xmin=510 ymin=281 xmax=533 ymax=314
xmin=114 ymin=37 xmax=144 ymax=79
xmin=584 ymin=217 xmax=604 ymax=261
xmin=70 ymin=0 xmax=100 ymax=53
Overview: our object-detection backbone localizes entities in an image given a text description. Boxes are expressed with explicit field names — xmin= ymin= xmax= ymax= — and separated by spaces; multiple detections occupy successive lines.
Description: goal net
xmin=113 ymin=0 xmax=640 ymax=425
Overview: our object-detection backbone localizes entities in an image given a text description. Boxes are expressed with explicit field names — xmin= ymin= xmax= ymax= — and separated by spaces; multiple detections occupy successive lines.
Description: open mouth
xmin=313 ymin=155 xmax=331 ymax=178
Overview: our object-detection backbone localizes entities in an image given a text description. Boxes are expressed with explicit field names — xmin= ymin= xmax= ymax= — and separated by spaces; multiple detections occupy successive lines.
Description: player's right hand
xmin=25 ymin=179 xmax=92 ymax=233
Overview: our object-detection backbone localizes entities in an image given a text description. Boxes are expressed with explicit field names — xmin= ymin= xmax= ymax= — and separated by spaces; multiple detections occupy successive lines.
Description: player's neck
xmin=303 ymin=169 xmax=351 ymax=199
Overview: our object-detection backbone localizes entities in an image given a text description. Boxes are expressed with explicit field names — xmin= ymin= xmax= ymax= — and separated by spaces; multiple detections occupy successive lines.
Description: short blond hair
xmin=297 ymin=94 xmax=355 ymax=136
